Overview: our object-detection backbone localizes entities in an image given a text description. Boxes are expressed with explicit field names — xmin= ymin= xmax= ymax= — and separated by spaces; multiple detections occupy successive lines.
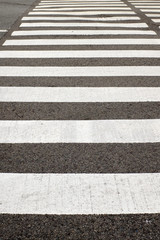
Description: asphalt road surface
xmin=0 ymin=0 xmax=36 ymax=39
xmin=0 ymin=0 xmax=160 ymax=239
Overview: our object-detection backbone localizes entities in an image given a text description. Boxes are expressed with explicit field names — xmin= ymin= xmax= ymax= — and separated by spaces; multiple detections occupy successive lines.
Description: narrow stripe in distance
xmin=135 ymin=6 xmax=160 ymax=8
xmin=28 ymin=11 xmax=136 ymax=15
xmin=0 ymin=66 xmax=160 ymax=77
xmin=33 ymin=7 xmax=131 ymax=10
xmin=152 ymin=19 xmax=160 ymax=22
xmin=20 ymin=22 xmax=148 ymax=28
xmin=1 ymin=50 xmax=160 ymax=58
xmin=141 ymin=9 xmax=160 ymax=12
xmin=37 ymin=4 xmax=128 ymax=7
xmin=11 ymin=30 xmax=155 ymax=36
xmin=22 ymin=16 xmax=140 ymax=21
xmin=146 ymin=14 xmax=160 ymax=16
xmin=3 ymin=38 xmax=160 ymax=46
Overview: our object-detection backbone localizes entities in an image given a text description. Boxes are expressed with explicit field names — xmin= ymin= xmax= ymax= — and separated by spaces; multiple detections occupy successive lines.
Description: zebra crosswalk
xmin=129 ymin=0 xmax=160 ymax=29
xmin=0 ymin=0 xmax=160 ymax=239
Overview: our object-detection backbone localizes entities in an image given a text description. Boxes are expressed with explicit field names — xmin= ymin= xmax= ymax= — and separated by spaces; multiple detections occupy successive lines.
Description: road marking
xmin=0 ymin=66 xmax=160 ymax=77
xmin=152 ymin=19 xmax=160 ymax=22
xmin=22 ymin=16 xmax=140 ymax=21
xmin=12 ymin=30 xmax=155 ymax=36
xmin=41 ymin=0 xmax=123 ymax=2
xmin=129 ymin=1 xmax=160 ymax=2
xmin=1 ymin=87 xmax=160 ymax=102
xmin=20 ymin=22 xmax=148 ymax=28
xmin=33 ymin=7 xmax=131 ymax=10
xmin=29 ymin=11 xmax=136 ymax=15
xmin=4 ymin=38 xmax=160 ymax=46
xmin=135 ymin=6 xmax=160 ymax=8
xmin=1 ymin=50 xmax=160 ymax=58
xmin=38 ymin=4 xmax=128 ymax=6
xmin=141 ymin=9 xmax=160 ymax=12
xmin=0 ymin=30 xmax=7 ymax=32
xmin=0 ymin=119 xmax=160 ymax=143
xmin=1 ymin=173 xmax=160 ymax=214
xmin=134 ymin=3 xmax=160 ymax=5
xmin=146 ymin=14 xmax=160 ymax=17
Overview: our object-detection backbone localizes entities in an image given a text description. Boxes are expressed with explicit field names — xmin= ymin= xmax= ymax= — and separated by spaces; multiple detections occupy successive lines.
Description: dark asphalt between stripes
xmin=0 ymin=143 xmax=160 ymax=173
xmin=1 ymin=102 xmax=160 ymax=120
xmin=0 ymin=214 xmax=160 ymax=240
xmin=0 ymin=76 xmax=160 ymax=87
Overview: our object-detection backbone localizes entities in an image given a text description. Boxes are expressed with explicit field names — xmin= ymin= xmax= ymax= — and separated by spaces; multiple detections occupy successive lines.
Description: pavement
xmin=0 ymin=0 xmax=36 ymax=38
xmin=0 ymin=0 xmax=160 ymax=239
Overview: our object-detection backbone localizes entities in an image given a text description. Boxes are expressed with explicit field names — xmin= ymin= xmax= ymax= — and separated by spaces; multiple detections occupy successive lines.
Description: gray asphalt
xmin=0 ymin=0 xmax=160 ymax=239
xmin=0 ymin=0 xmax=35 ymax=39
xmin=1 ymin=214 xmax=160 ymax=240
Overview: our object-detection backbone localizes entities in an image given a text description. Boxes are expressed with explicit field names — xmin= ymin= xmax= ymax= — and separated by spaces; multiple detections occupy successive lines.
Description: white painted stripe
xmin=146 ymin=14 xmax=160 ymax=16
xmin=152 ymin=19 xmax=160 ymax=22
xmin=130 ymin=0 xmax=160 ymax=2
xmin=12 ymin=30 xmax=155 ymax=36
xmin=1 ymin=87 xmax=160 ymax=102
xmin=20 ymin=22 xmax=148 ymax=28
xmin=134 ymin=3 xmax=160 ymax=5
xmin=36 ymin=4 xmax=128 ymax=7
xmin=3 ymin=38 xmax=160 ymax=46
xmin=33 ymin=7 xmax=131 ymax=10
xmin=0 ymin=119 xmax=160 ymax=143
xmin=141 ymin=9 xmax=160 ymax=12
xmin=1 ymin=173 xmax=160 ymax=214
xmin=29 ymin=11 xmax=136 ymax=15
xmin=1 ymin=50 xmax=160 ymax=58
xmin=41 ymin=0 xmax=123 ymax=2
xmin=0 ymin=66 xmax=160 ymax=77
xmin=40 ymin=2 xmax=123 ymax=4
xmin=0 ymin=30 xmax=7 ymax=32
xmin=41 ymin=0 xmax=123 ymax=1
xmin=42 ymin=0 xmax=123 ymax=1
xmin=38 ymin=4 xmax=127 ymax=6
xmin=136 ymin=6 xmax=160 ymax=8
xmin=22 ymin=16 xmax=140 ymax=21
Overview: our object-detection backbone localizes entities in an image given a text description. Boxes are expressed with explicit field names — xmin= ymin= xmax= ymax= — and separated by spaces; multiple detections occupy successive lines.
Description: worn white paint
xmin=0 ymin=119 xmax=160 ymax=143
xmin=0 ymin=30 xmax=7 ymax=32
xmin=134 ymin=3 xmax=160 ymax=5
xmin=22 ymin=16 xmax=140 ymax=21
xmin=130 ymin=0 xmax=160 ymax=2
xmin=141 ymin=9 xmax=160 ymax=12
xmin=152 ymin=19 xmax=160 ymax=22
xmin=20 ymin=22 xmax=148 ymax=28
xmin=1 ymin=87 xmax=160 ymax=102
xmin=38 ymin=4 xmax=127 ymax=6
xmin=0 ymin=66 xmax=160 ymax=77
xmin=29 ymin=11 xmax=136 ymax=15
xmin=12 ymin=30 xmax=155 ymax=36
xmin=1 ymin=50 xmax=160 ymax=58
xmin=4 ymin=38 xmax=160 ymax=46
xmin=42 ymin=0 xmax=122 ymax=1
xmin=41 ymin=0 xmax=123 ymax=1
xmin=0 ymin=173 xmax=160 ymax=214
xmin=36 ymin=4 xmax=129 ymax=8
xmin=135 ymin=6 xmax=160 ymax=8
xmin=146 ymin=14 xmax=160 ymax=16
xmin=41 ymin=0 xmax=123 ymax=2
xmin=33 ymin=7 xmax=131 ymax=10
